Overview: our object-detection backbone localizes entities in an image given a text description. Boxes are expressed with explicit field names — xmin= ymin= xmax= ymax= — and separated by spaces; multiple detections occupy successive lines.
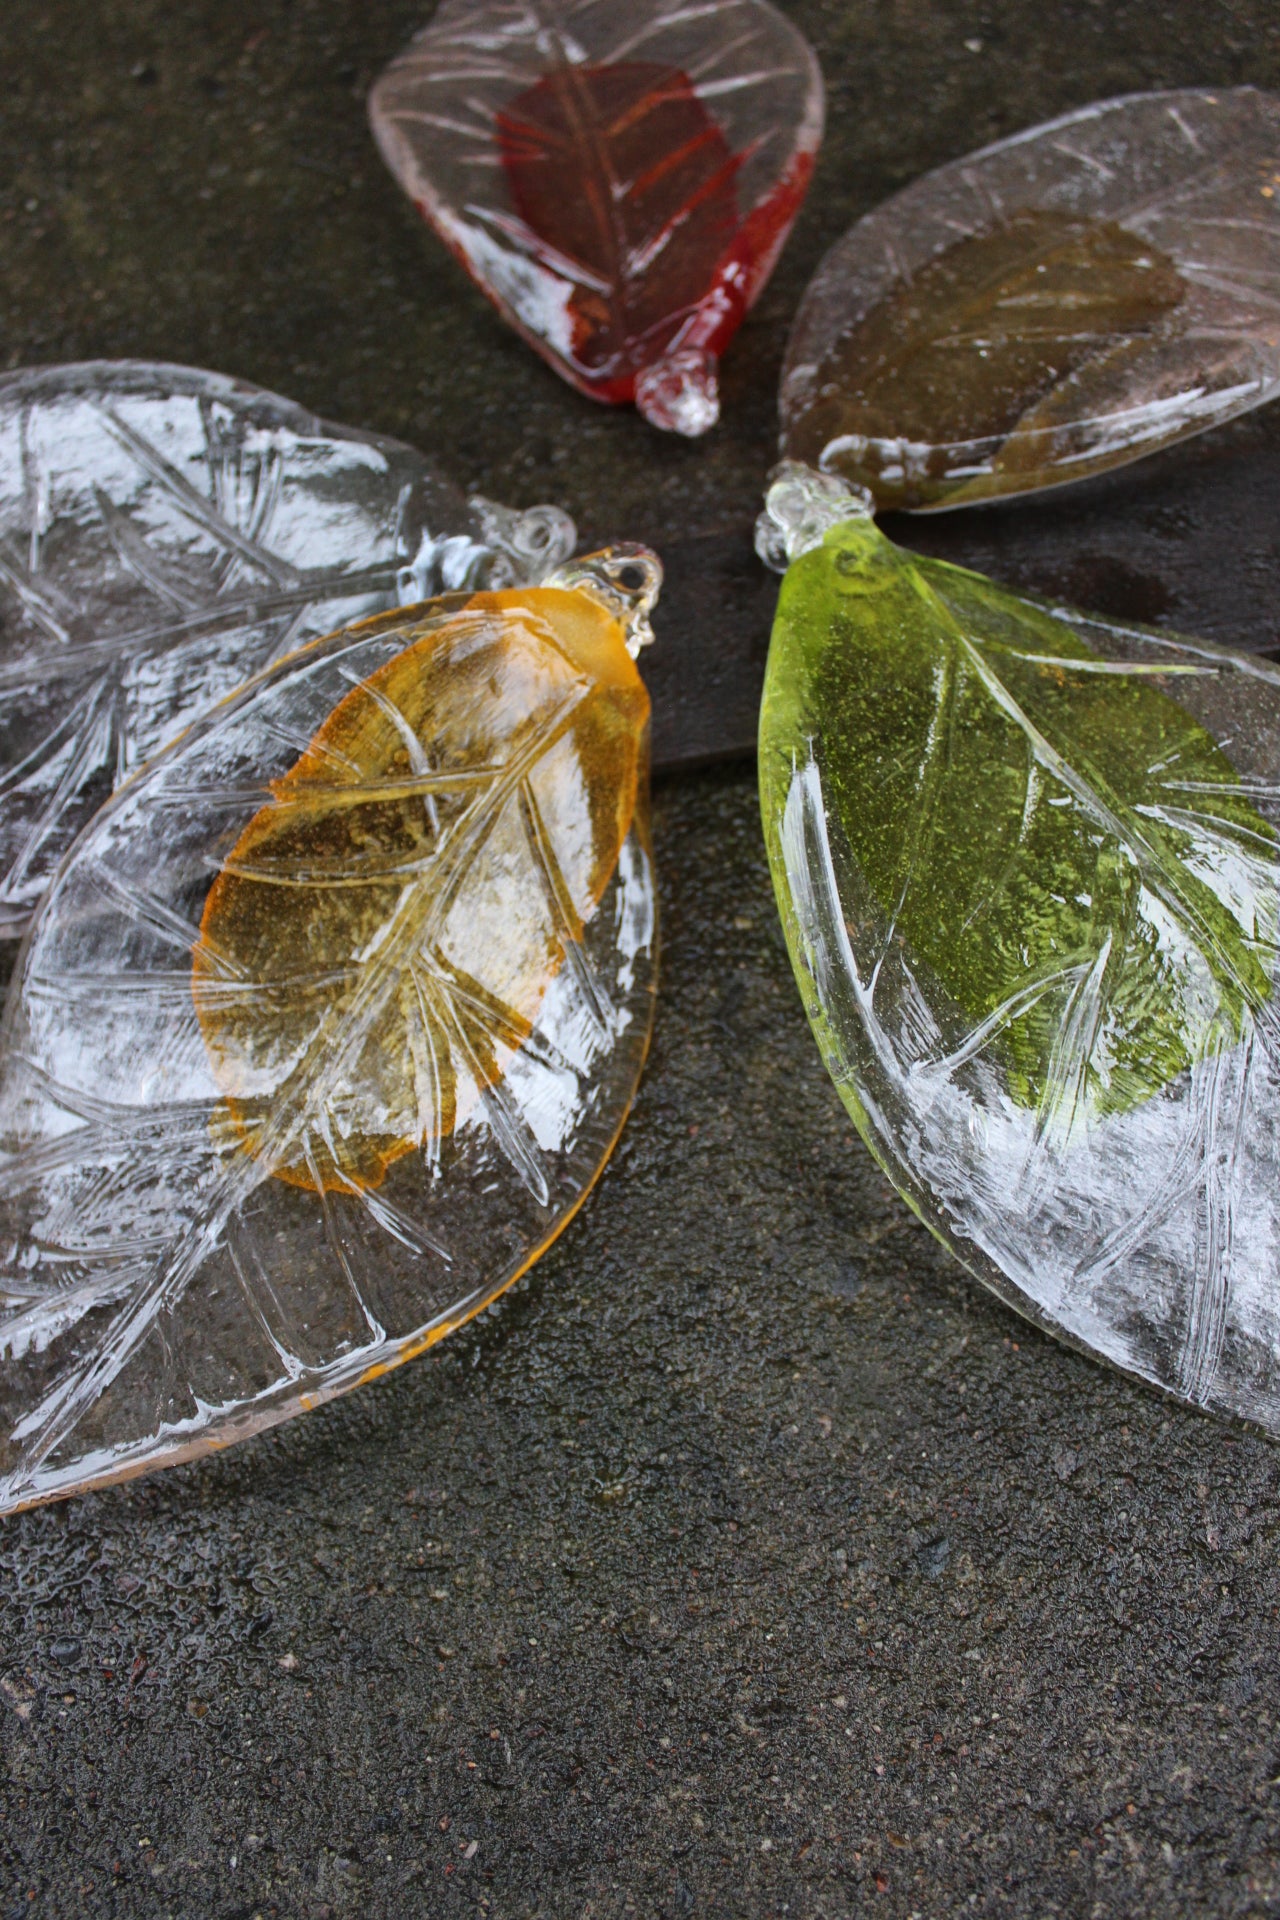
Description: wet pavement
xmin=2 ymin=2 xmax=1280 ymax=1915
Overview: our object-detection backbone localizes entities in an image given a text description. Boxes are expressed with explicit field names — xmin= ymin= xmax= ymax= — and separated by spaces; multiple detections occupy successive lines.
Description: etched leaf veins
xmin=0 ymin=576 xmax=657 ymax=1514
xmin=0 ymin=362 xmax=574 ymax=937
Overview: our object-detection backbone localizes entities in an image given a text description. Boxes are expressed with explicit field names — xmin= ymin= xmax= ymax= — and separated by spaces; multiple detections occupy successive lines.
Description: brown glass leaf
xmin=789 ymin=212 xmax=1186 ymax=509
xmin=779 ymin=87 xmax=1280 ymax=509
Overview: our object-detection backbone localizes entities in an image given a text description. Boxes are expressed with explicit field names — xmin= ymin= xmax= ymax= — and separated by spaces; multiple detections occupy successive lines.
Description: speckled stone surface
xmin=2 ymin=4 xmax=1280 ymax=1916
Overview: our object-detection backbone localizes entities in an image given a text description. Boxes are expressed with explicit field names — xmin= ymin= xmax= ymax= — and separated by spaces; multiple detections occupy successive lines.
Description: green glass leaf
xmin=758 ymin=472 xmax=1280 ymax=1429
xmin=763 ymin=513 xmax=1275 ymax=1119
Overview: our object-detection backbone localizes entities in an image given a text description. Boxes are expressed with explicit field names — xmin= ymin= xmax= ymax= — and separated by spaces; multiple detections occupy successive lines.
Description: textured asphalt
xmin=2 ymin=2 xmax=1280 ymax=1916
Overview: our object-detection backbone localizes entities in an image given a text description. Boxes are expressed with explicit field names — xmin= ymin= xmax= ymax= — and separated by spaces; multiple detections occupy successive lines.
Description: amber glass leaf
xmin=369 ymin=0 xmax=823 ymax=433
xmin=780 ymin=87 xmax=1280 ymax=508
xmin=0 ymin=564 xmax=658 ymax=1514
xmin=195 ymin=586 xmax=648 ymax=1191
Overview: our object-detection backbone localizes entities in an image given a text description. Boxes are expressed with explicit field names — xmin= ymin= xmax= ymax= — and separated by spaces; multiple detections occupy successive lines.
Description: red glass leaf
xmin=369 ymin=0 xmax=823 ymax=435
xmin=496 ymin=61 xmax=742 ymax=383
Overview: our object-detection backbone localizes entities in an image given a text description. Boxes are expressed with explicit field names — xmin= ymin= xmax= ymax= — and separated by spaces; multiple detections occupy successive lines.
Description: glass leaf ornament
xmin=0 ymin=361 xmax=576 ymax=939
xmin=0 ymin=549 xmax=660 ymax=1514
xmin=757 ymin=465 xmax=1280 ymax=1432
xmin=368 ymin=0 xmax=824 ymax=435
xmin=780 ymin=87 xmax=1280 ymax=510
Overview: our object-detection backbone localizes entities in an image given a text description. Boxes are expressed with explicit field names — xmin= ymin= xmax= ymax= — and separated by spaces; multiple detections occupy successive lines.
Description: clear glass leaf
xmin=0 ymin=552 xmax=659 ymax=1514
xmin=0 ymin=361 xmax=576 ymax=938
xmin=758 ymin=469 xmax=1280 ymax=1432
xmin=369 ymin=0 xmax=824 ymax=435
xmin=780 ymin=87 xmax=1280 ymax=509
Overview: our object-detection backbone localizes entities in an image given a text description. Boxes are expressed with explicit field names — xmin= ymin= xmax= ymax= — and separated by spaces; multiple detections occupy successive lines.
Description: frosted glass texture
xmin=369 ymin=0 xmax=823 ymax=435
xmin=0 ymin=361 xmax=574 ymax=936
xmin=0 ymin=555 xmax=658 ymax=1514
xmin=781 ymin=88 xmax=1280 ymax=509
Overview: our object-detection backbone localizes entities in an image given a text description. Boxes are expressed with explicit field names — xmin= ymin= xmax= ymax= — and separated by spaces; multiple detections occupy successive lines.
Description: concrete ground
xmin=2 ymin=2 xmax=1280 ymax=1914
